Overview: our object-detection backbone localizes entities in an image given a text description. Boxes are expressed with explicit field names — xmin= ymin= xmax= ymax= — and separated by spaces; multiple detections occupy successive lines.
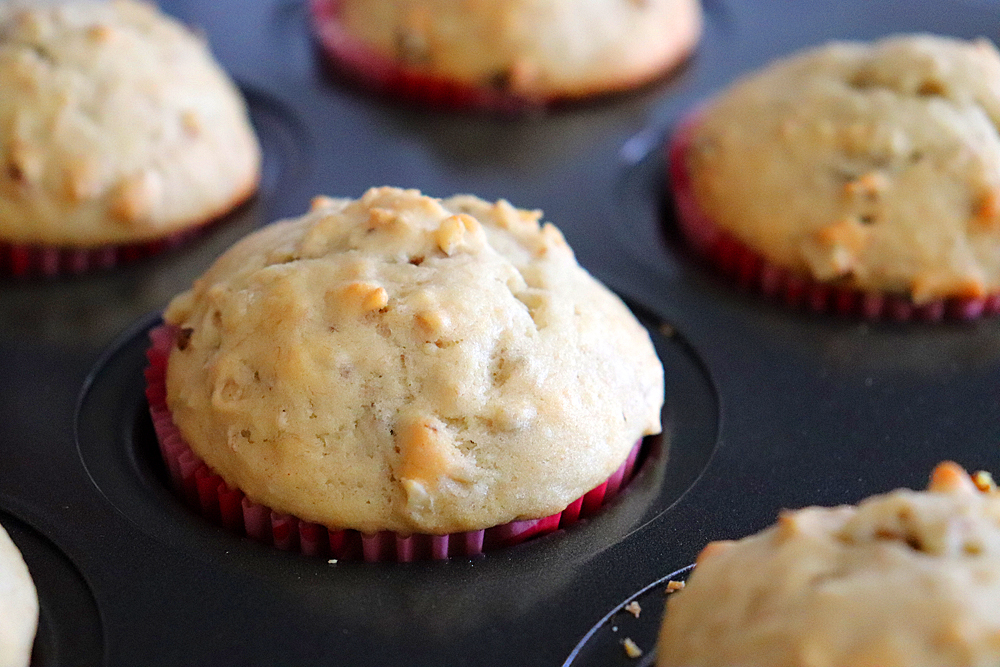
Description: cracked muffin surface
xmin=682 ymin=34 xmax=1000 ymax=303
xmin=163 ymin=187 xmax=663 ymax=535
xmin=0 ymin=0 xmax=260 ymax=247
xmin=657 ymin=462 xmax=1000 ymax=667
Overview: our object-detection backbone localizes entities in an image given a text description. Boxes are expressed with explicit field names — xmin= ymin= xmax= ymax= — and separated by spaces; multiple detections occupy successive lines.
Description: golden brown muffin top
xmin=686 ymin=35 xmax=1000 ymax=302
xmin=335 ymin=0 xmax=701 ymax=99
xmin=658 ymin=462 xmax=1000 ymax=667
xmin=165 ymin=187 xmax=663 ymax=534
xmin=0 ymin=0 xmax=260 ymax=246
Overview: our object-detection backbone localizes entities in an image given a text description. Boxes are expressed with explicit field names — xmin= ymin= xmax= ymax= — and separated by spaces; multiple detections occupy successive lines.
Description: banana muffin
xmin=0 ymin=0 xmax=261 ymax=274
xmin=149 ymin=187 xmax=663 ymax=558
xmin=670 ymin=34 xmax=1000 ymax=319
xmin=657 ymin=462 xmax=1000 ymax=666
xmin=311 ymin=0 xmax=702 ymax=110
xmin=0 ymin=522 xmax=37 ymax=667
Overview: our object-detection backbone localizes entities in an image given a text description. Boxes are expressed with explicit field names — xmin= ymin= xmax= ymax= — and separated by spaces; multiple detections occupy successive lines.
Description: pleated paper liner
xmin=308 ymin=0 xmax=540 ymax=113
xmin=145 ymin=324 xmax=645 ymax=562
xmin=0 ymin=225 xmax=211 ymax=278
xmin=666 ymin=112 xmax=1000 ymax=322
xmin=0 ymin=182 xmax=264 ymax=279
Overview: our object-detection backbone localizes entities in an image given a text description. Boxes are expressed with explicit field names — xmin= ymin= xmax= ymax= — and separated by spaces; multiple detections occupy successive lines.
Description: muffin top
xmin=657 ymin=462 xmax=1000 ymax=667
xmin=332 ymin=0 xmax=702 ymax=99
xmin=164 ymin=187 xmax=663 ymax=535
xmin=683 ymin=34 xmax=1000 ymax=302
xmin=0 ymin=523 xmax=37 ymax=667
xmin=0 ymin=0 xmax=260 ymax=247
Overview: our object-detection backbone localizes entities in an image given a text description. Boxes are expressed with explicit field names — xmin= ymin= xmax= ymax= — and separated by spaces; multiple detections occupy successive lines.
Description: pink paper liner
xmin=308 ymin=0 xmax=540 ymax=113
xmin=145 ymin=324 xmax=644 ymax=562
xmin=0 ymin=225 xmax=211 ymax=279
xmin=666 ymin=111 xmax=1000 ymax=322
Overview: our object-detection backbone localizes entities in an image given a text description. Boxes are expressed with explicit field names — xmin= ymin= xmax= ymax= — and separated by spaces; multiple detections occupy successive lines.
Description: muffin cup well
xmin=145 ymin=324 xmax=644 ymax=562
xmin=666 ymin=112 xmax=1000 ymax=322
xmin=308 ymin=0 xmax=539 ymax=113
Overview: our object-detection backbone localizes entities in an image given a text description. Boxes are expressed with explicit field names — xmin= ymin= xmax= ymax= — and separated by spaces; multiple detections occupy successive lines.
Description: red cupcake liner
xmin=308 ymin=0 xmax=540 ymax=113
xmin=0 ymin=226 xmax=207 ymax=279
xmin=145 ymin=324 xmax=644 ymax=562
xmin=666 ymin=112 xmax=1000 ymax=321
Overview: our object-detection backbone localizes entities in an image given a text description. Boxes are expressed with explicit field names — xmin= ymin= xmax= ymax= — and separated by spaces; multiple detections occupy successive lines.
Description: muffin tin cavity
xmin=76 ymin=315 xmax=718 ymax=564
xmin=610 ymin=0 xmax=1000 ymax=327
xmin=243 ymin=86 xmax=311 ymax=201
xmin=14 ymin=0 xmax=1000 ymax=664
xmin=563 ymin=565 xmax=693 ymax=667
xmin=0 ymin=511 xmax=103 ymax=667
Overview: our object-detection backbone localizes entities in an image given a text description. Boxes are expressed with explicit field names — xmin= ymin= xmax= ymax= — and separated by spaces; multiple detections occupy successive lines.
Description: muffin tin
xmin=2 ymin=0 xmax=1000 ymax=664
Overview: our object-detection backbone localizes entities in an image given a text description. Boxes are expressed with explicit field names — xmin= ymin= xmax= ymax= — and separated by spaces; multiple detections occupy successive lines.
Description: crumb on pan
xmin=622 ymin=637 xmax=643 ymax=659
xmin=624 ymin=600 xmax=641 ymax=618
xmin=665 ymin=579 xmax=685 ymax=593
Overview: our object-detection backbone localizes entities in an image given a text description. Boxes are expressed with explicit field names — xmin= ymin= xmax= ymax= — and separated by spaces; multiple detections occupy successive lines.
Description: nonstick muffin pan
xmin=2 ymin=0 xmax=1000 ymax=665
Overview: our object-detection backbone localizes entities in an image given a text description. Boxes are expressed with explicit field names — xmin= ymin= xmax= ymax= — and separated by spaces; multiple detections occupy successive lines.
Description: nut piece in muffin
xmin=161 ymin=187 xmax=663 ymax=537
xmin=0 ymin=523 xmax=37 ymax=667
xmin=0 ymin=0 xmax=261 ymax=253
xmin=671 ymin=34 xmax=1000 ymax=318
xmin=311 ymin=0 xmax=702 ymax=109
xmin=657 ymin=462 xmax=1000 ymax=667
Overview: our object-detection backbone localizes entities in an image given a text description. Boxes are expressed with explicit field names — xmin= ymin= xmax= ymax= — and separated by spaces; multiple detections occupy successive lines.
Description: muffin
xmin=0 ymin=523 xmax=37 ymax=667
xmin=310 ymin=0 xmax=702 ymax=111
xmin=669 ymin=34 xmax=1000 ymax=320
xmin=657 ymin=462 xmax=1000 ymax=666
xmin=0 ymin=0 xmax=261 ymax=276
xmin=146 ymin=187 xmax=663 ymax=560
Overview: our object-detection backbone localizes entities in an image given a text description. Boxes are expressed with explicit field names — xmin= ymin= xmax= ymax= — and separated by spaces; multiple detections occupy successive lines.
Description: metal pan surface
xmin=1 ymin=0 xmax=998 ymax=664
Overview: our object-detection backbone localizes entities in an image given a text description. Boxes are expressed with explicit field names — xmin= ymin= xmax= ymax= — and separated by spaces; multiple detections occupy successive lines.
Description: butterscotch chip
xmin=164 ymin=187 xmax=663 ymax=535
xmin=657 ymin=462 xmax=1000 ymax=666
xmin=973 ymin=471 xmax=997 ymax=493
xmin=0 ymin=0 xmax=260 ymax=247
xmin=329 ymin=0 xmax=702 ymax=100
xmin=331 ymin=282 xmax=389 ymax=315
xmin=683 ymin=34 xmax=1000 ymax=303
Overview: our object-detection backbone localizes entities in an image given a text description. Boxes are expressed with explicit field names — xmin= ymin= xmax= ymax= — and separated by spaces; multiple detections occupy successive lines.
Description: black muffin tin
xmin=2 ymin=1 xmax=1000 ymax=664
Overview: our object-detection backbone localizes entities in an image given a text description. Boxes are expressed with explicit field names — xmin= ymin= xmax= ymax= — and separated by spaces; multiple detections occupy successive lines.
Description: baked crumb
xmin=327 ymin=559 xmax=338 ymax=565
xmin=665 ymin=579 xmax=685 ymax=593
xmin=624 ymin=600 xmax=641 ymax=618
xmin=622 ymin=637 xmax=643 ymax=659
